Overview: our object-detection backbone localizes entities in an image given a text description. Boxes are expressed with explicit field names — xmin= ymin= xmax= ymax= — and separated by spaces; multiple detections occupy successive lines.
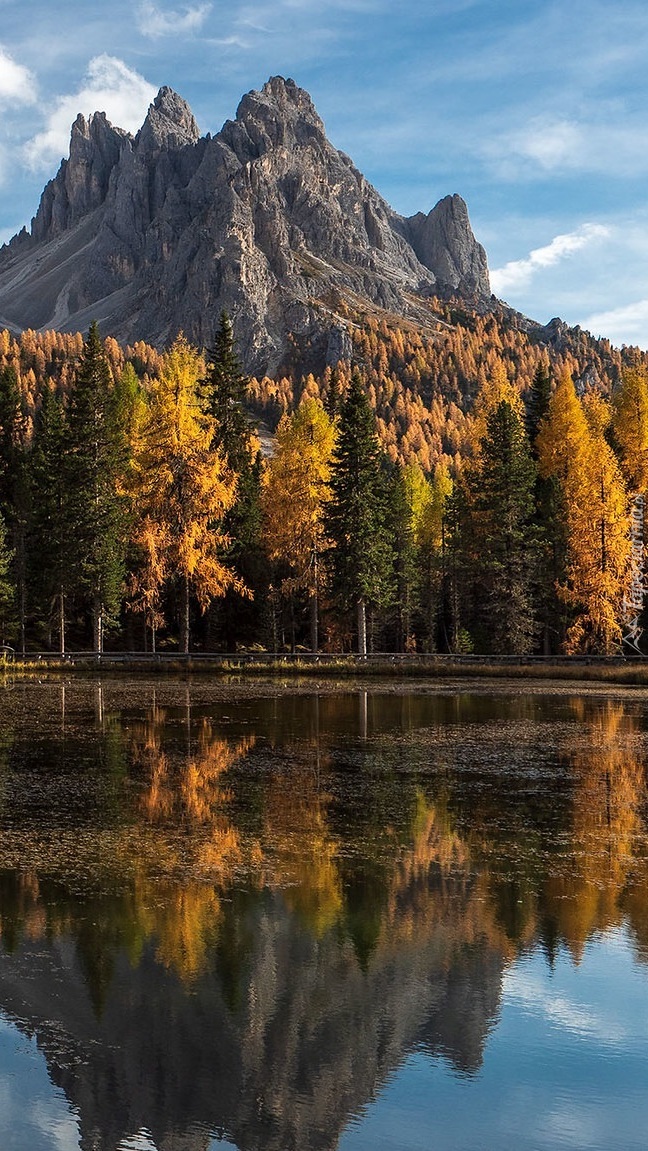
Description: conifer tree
xmin=0 ymin=365 xmax=28 ymax=650
xmin=612 ymin=366 xmax=648 ymax=491
xmin=202 ymin=312 xmax=267 ymax=649
xmin=0 ymin=511 xmax=14 ymax=646
xmin=469 ymin=400 xmax=538 ymax=653
xmin=130 ymin=337 xmax=244 ymax=653
xmin=526 ymin=359 xmax=552 ymax=453
xmin=388 ymin=462 xmax=441 ymax=651
xmin=538 ymin=375 xmax=631 ymax=653
xmin=67 ymin=322 xmax=129 ymax=651
xmin=262 ymin=397 xmax=336 ymax=651
xmin=204 ymin=312 xmax=251 ymax=472
xmin=29 ymin=386 xmax=74 ymax=652
xmin=324 ymin=373 xmax=393 ymax=654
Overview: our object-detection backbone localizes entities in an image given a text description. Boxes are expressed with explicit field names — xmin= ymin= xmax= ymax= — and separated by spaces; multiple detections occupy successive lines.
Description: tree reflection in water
xmin=0 ymin=683 xmax=646 ymax=1150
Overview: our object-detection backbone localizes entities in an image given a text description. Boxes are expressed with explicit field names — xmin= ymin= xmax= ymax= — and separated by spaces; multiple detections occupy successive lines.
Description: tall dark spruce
xmin=469 ymin=400 xmax=538 ymax=653
xmin=0 ymin=365 xmax=29 ymax=650
xmin=324 ymin=373 xmax=393 ymax=654
xmin=66 ymin=323 xmax=128 ymax=652
xmin=526 ymin=360 xmax=566 ymax=653
xmin=203 ymin=312 xmax=268 ymax=650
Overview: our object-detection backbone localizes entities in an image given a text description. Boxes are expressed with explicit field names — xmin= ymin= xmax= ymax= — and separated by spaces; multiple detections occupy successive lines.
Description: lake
xmin=0 ymin=677 xmax=647 ymax=1151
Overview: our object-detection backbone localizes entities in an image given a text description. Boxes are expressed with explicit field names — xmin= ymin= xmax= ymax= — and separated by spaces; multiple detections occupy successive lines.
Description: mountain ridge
xmin=0 ymin=76 xmax=491 ymax=373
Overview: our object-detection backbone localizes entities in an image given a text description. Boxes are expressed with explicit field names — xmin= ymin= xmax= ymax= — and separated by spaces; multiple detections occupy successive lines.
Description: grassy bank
xmin=3 ymin=652 xmax=648 ymax=686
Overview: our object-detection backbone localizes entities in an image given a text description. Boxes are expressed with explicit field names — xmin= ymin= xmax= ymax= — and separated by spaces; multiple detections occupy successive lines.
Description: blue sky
xmin=1 ymin=0 xmax=648 ymax=347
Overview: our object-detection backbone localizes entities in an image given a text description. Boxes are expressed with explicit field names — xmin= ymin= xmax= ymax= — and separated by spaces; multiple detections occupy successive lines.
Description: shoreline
xmin=4 ymin=650 xmax=648 ymax=687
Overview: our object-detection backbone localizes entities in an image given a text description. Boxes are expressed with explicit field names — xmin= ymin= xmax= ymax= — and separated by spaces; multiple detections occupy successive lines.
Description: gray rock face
xmin=0 ymin=77 xmax=491 ymax=372
xmin=404 ymin=194 xmax=490 ymax=297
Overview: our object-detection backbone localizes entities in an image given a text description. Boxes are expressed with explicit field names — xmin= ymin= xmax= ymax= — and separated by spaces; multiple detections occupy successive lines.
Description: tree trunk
xmin=357 ymin=597 xmax=367 ymax=656
xmin=183 ymin=576 xmax=190 ymax=654
xmin=93 ymin=596 xmax=103 ymax=653
xmin=309 ymin=590 xmax=318 ymax=652
xmin=59 ymin=589 xmax=66 ymax=656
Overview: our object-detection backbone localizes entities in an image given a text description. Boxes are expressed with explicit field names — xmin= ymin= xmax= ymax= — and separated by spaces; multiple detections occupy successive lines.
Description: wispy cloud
xmin=490 ymin=224 xmax=610 ymax=296
xmin=484 ymin=113 xmax=648 ymax=181
xmin=23 ymin=56 xmax=157 ymax=171
xmin=0 ymin=44 xmax=37 ymax=106
xmin=584 ymin=298 xmax=648 ymax=347
xmin=137 ymin=1 xmax=212 ymax=38
xmin=504 ymin=964 xmax=628 ymax=1046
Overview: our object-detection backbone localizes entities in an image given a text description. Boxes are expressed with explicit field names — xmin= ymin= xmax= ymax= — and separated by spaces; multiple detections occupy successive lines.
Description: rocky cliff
xmin=0 ymin=77 xmax=491 ymax=373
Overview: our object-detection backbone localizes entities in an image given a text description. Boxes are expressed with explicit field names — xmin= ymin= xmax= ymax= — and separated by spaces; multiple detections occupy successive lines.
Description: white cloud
xmin=484 ymin=112 xmax=648 ymax=182
xmin=504 ymin=966 xmax=628 ymax=1046
xmin=0 ymin=44 xmax=37 ymax=106
xmin=23 ymin=56 xmax=157 ymax=172
xmin=583 ymin=298 xmax=648 ymax=347
xmin=137 ymin=1 xmax=212 ymax=38
xmin=514 ymin=119 xmax=583 ymax=171
xmin=490 ymin=224 xmax=610 ymax=296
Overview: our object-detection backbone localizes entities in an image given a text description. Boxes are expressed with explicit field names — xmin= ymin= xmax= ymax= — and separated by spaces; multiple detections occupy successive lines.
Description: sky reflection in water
xmin=0 ymin=680 xmax=647 ymax=1151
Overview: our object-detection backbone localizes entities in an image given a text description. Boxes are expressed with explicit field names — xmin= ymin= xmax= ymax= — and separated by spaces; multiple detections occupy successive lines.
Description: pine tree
xmin=203 ymin=312 xmax=251 ymax=474
xmin=0 ymin=511 xmax=14 ymax=646
xmin=67 ymin=322 xmax=129 ymax=651
xmin=202 ymin=313 xmax=267 ymax=650
xmin=29 ymin=386 xmax=74 ymax=652
xmin=0 ymin=365 xmax=28 ymax=650
xmin=324 ymin=374 xmax=393 ymax=654
xmin=526 ymin=359 xmax=552 ymax=453
xmin=469 ymin=400 xmax=538 ymax=653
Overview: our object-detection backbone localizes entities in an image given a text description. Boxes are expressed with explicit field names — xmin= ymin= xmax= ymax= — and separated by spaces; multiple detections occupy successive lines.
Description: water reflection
xmin=0 ymin=682 xmax=647 ymax=1150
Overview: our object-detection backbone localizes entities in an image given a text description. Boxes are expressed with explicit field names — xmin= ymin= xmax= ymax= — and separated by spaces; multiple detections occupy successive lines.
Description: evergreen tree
xmin=469 ymin=400 xmax=538 ymax=653
xmin=324 ymin=373 xmax=393 ymax=654
xmin=0 ymin=511 xmax=14 ymax=646
xmin=204 ymin=312 xmax=251 ymax=474
xmin=67 ymin=322 xmax=129 ymax=651
xmin=29 ymin=386 xmax=74 ymax=652
xmin=525 ymin=360 xmax=564 ymax=653
xmin=203 ymin=312 xmax=267 ymax=650
xmin=526 ymin=359 xmax=552 ymax=453
xmin=0 ymin=365 xmax=28 ymax=650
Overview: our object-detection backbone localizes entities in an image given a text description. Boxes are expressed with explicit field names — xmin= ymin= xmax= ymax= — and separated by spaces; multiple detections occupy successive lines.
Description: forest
xmin=1 ymin=307 xmax=648 ymax=657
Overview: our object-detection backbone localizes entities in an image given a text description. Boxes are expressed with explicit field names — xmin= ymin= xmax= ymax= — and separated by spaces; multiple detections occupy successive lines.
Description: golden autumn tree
xmin=261 ymin=397 xmax=336 ymax=651
xmin=468 ymin=356 xmax=524 ymax=454
xmin=130 ymin=337 xmax=245 ymax=652
xmin=612 ymin=366 xmax=648 ymax=492
xmin=537 ymin=372 xmax=631 ymax=653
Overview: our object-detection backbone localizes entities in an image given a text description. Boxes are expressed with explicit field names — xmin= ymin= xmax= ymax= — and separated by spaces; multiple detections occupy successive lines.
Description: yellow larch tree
xmin=612 ymin=365 xmax=648 ymax=492
xmin=468 ymin=356 xmax=525 ymax=456
xmin=130 ymin=336 xmax=245 ymax=652
xmin=261 ymin=396 xmax=336 ymax=651
xmin=537 ymin=372 xmax=631 ymax=653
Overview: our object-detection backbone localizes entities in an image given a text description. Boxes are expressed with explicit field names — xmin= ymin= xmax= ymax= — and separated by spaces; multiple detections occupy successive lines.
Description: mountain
xmin=0 ymin=77 xmax=490 ymax=374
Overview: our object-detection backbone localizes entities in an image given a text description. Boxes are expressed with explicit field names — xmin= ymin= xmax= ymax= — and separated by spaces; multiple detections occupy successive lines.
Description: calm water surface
xmin=0 ymin=678 xmax=647 ymax=1151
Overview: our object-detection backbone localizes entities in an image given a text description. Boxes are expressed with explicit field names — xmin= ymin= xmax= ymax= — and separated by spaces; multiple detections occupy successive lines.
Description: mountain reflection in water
xmin=0 ymin=681 xmax=647 ymax=1151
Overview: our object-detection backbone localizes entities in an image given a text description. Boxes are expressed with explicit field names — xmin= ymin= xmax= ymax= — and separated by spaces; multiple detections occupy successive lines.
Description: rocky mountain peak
xmin=405 ymin=194 xmax=490 ymax=297
xmin=30 ymin=109 xmax=129 ymax=243
xmin=136 ymin=86 xmax=201 ymax=152
xmin=221 ymin=75 xmax=326 ymax=160
xmin=0 ymin=77 xmax=493 ymax=371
